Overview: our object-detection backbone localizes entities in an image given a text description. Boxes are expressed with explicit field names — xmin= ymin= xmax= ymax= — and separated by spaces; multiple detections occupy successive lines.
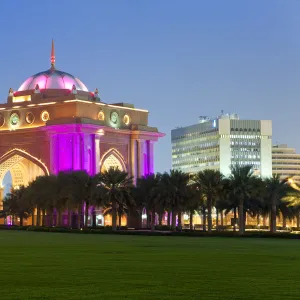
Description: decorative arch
xmin=0 ymin=148 xmax=49 ymax=187
xmin=100 ymin=148 xmax=127 ymax=173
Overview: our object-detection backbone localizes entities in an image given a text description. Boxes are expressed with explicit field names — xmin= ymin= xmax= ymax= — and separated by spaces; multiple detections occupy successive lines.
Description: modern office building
xmin=171 ymin=112 xmax=272 ymax=177
xmin=272 ymin=144 xmax=300 ymax=183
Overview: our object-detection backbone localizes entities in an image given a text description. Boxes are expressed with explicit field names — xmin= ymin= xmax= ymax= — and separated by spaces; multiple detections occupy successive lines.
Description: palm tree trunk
xmin=271 ymin=198 xmax=277 ymax=233
xmin=202 ymin=205 xmax=206 ymax=232
xmin=171 ymin=209 xmax=176 ymax=231
xmin=111 ymin=199 xmax=117 ymax=231
xmin=207 ymin=200 xmax=212 ymax=233
xmin=118 ymin=212 xmax=122 ymax=229
xmin=84 ymin=202 xmax=89 ymax=228
xmin=151 ymin=210 xmax=155 ymax=231
xmin=283 ymin=215 xmax=286 ymax=228
xmin=189 ymin=211 xmax=194 ymax=230
xmin=20 ymin=215 xmax=23 ymax=226
xmin=297 ymin=212 xmax=300 ymax=229
xmin=31 ymin=211 xmax=35 ymax=226
xmin=56 ymin=211 xmax=61 ymax=227
xmin=42 ymin=209 xmax=46 ymax=227
xmin=49 ymin=210 xmax=53 ymax=227
xmin=238 ymin=199 xmax=244 ymax=235
xmin=257 ymin=214 xmax=260 ymax=226
xmin=167 ymin=211 xmax=171 ymax=226
xmin=92 ymin=210 xmax=96 ymax=227
xmin=158 ymin=213 xmax=163 ymax=226
xmin=68 ymin=209 xmax=72 ymax=228
xmin=36 ymin=207 xmax=41 ymax=226
xmin=146 ymin=210 xmax=151 ymax=228
xmin=233 ymin=207 xmax=237 ymax=232
xmin=216 ymin=208 xmax=219 ymax=230
xmin=178 ymin=211 xmax=182 ymax=227
xmin=77 ymin=206 xmax=82 ymax=229
xmin=220 ymin=210 xmax=224 ymax=226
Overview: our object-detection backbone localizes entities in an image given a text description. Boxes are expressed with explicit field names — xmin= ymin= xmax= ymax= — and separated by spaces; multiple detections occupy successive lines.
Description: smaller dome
xmin=18 ymin=68 xmax=88 ymax=92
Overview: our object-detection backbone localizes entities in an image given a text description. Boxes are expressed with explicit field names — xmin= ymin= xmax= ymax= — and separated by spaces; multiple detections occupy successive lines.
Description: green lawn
xmin=1 ymin=232 xmax=300 ymax=300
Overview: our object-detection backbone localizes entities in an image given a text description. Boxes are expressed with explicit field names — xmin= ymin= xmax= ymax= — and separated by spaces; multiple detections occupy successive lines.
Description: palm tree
xmin=4 ymin=186 xmax=34 ymax=226
xmin=60 ymin=171 xmax=91 ymax=229
xmin=83 ymin=175 xmax=99 ymax=228
xmin=158 ymin=170 xmax=190 ymax=231
xmin=263 ymin=175 xmax=291 ymax=233
xmin=25 ymin=175 xmax=58 ymax=226
xmin=228 ymin=165 xmax=262 ymax=235
xmin=135 ymin=174 xmax=161 ymax=231
xmin=185 ymin=184 xmax=201 ymax=230
xmin=96 ymin=167 xmax=133 ymax=231
xmin=192 ymin=170 xmax=224 ymax=233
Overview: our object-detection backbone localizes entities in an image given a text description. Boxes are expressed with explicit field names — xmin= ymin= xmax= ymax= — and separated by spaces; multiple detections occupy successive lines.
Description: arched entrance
xmin=96 ymin=149 xmax=127 ymax=227
xmin=0 ymin=149 xmax=49 ymax=214
xmin=100 ymin=149 xmax=127 ymax=173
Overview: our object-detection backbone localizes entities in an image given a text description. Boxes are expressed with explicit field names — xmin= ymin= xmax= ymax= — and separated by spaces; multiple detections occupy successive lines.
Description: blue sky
xmin=0 ymin=0 xmax=299 ymax=174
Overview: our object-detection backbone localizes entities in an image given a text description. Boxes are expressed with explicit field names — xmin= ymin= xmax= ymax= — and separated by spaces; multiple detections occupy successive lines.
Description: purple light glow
xmin=49 ymin=124 xmax=97 ymax=176
xmin=18 ymin=70 xmax=89 ymax=91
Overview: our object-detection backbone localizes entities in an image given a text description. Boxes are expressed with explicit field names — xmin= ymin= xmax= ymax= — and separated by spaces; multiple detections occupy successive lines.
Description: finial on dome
xmin=8 ymin=88 xmax=14 ymax=96
xmin=34 ymin=84 xmax=40 ymax=94
xmin=71 ymin=84 xmax=77 ymax=94
xmin=50 ymin=39 xmax=55 ymax=69
xmin=94 ymin=88 xmax=100 ymax=101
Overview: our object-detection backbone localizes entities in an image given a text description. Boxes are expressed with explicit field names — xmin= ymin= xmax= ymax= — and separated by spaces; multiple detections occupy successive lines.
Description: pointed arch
xmin=0 ymin=148 xmax=49 ymax=186
xmin=100 ymin=148 xmax=127 ymax=173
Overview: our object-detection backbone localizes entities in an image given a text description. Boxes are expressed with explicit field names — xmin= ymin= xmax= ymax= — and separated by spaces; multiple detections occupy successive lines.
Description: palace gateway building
xmin=0 ymin=41 xmax=164 ymax=225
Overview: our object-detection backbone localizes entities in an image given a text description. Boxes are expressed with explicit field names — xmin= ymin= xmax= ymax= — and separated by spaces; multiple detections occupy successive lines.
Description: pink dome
xmin=18 ymin=68 xmax=88 ymax=92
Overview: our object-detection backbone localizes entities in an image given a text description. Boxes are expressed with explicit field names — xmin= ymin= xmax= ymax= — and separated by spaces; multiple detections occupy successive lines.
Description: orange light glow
xmin=12 ymin=95 xmax=31 ymax=103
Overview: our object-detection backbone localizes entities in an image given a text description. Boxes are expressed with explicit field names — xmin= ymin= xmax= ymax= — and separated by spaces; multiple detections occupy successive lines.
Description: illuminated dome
xmin=18 ymin=69 xmax=88 ymax=92
xmin=18 ymin=40 xmax=88 ymax=92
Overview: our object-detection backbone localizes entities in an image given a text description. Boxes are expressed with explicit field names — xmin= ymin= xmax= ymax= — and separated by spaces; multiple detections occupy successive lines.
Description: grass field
xmin=1 ymin=232 xmax=300 ymax=300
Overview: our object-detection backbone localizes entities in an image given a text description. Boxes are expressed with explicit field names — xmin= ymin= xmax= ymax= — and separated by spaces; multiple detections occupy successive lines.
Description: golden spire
xmin=50 ymin=39 xmax=55 ymax=68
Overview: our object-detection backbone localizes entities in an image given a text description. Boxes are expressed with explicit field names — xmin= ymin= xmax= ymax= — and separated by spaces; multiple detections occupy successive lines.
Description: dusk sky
xmin=0 ymin=0 xmax=299 ymax=174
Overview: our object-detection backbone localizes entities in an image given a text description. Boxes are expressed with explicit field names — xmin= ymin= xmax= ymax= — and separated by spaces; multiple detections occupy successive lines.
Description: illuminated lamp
xmin=97 ymin=129 xmax=104 ymax=136
xmin=41 ymin=110 xmax=50 ymax=122
xmin=123 ymin=114 xmax=130 ymax=125
xmin=98 ymin=110 xmax=105 ymax=121
xmin=25 ymin=112 xmax=35 ymax=124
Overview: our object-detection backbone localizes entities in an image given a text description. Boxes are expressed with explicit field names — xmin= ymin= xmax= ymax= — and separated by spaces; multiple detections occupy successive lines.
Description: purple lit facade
xmin=46 ymin=123 xmax=157 ymax=179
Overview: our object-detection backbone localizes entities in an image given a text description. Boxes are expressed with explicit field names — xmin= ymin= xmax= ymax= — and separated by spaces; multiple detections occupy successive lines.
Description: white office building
xmin=272 ymin=144 xmax=300 ymax=183
xmin=171 ymin=112 xmax=272 ymax=177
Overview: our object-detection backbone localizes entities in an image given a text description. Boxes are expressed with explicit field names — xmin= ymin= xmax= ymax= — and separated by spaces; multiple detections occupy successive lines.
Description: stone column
xmin=130 ymin=138 xmax=138 ymax=182
xmin=80 ymin=133 xmax=85 ymax=170
xmin=147 ymin=140 xmax=154 ymax=175
xmin=137 ymin=140 xmax=145 ymax=178
xmin=50 ymin=134 xmax=59 ymax=174
xmin=94 ymin=135 xmax=101 ymax=175
xmin=73 ymin=134 xmax=81 ymax=170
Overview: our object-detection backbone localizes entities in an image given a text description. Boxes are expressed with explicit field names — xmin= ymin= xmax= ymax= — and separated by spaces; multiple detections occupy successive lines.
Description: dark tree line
xmin=1 ymin=165 xmax=300 ymax=234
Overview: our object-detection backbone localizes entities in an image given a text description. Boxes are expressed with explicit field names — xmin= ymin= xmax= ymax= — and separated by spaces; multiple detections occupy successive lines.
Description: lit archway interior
xmin=0 ymin=154 xmax=45 ymax=188
xmin=100 ymin=152 xmax=126 ymax=173
xmin=0 ymin=150 xmax=48 ymax=211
